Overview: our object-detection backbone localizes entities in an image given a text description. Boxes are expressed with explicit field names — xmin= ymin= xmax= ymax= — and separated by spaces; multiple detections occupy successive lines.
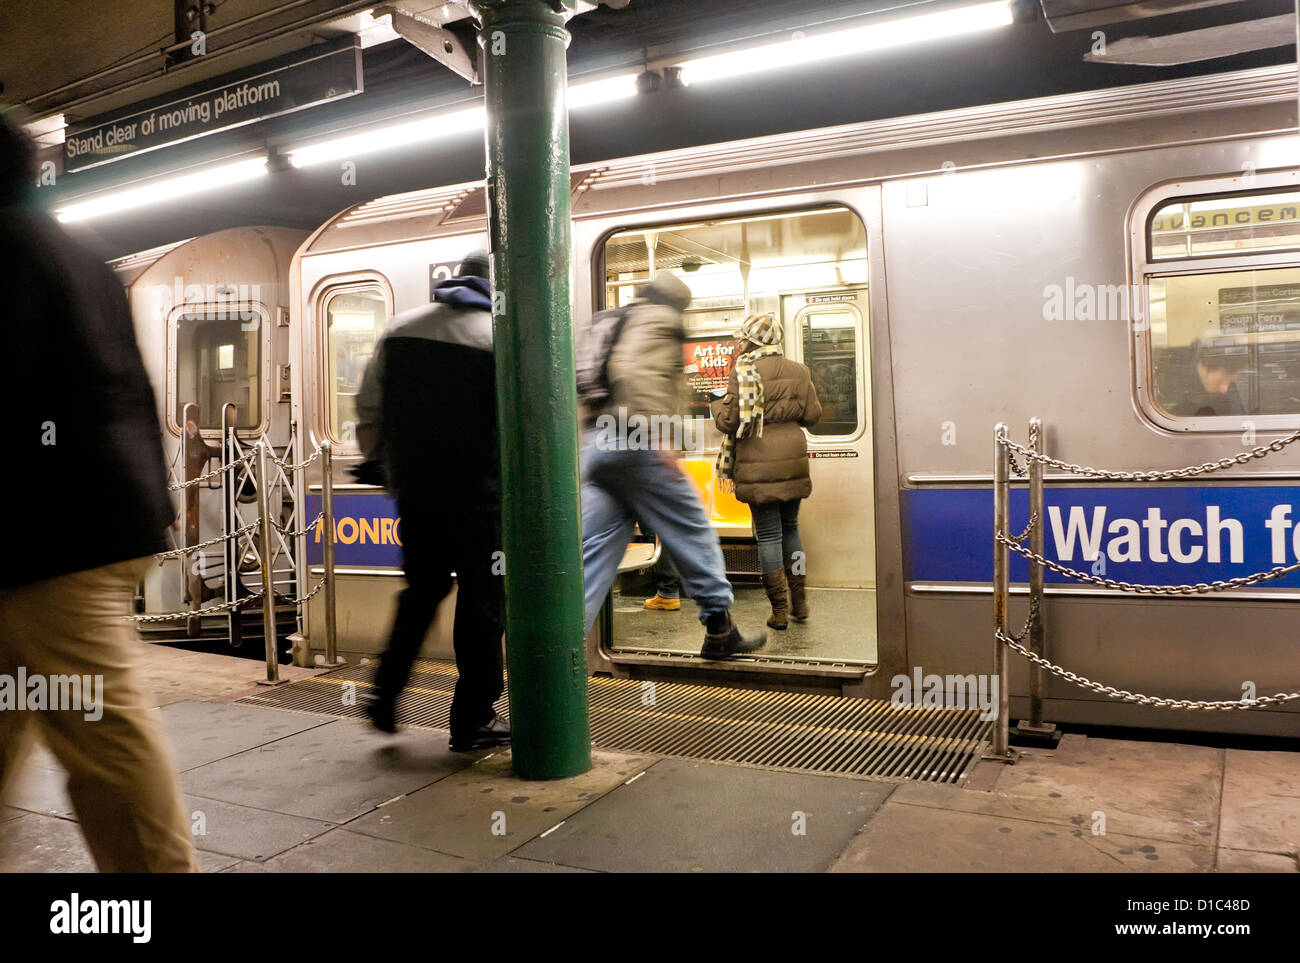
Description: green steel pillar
xmin=473 ymin=0 xmax=591 ymax=780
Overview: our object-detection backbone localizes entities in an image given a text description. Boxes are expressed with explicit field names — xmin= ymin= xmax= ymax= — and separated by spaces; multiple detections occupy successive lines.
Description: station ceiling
xmin=1 ymin=0 xmax=1293 ymax=260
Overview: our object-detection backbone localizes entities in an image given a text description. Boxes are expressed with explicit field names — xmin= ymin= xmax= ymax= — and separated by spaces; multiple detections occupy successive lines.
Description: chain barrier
xmin=272 ymin=446 xmax=323 ymax=474
xmin=1002 ymin=428 xmax=1300 ymax=482
xmin=271 ymin=512 xmax=324 ymax=540
xmin=993 ymin=424 xmax=1300 ymax=712
xmin=152 ymin=520 xmax=261 ymax=561
xmin=130 ymin=594 xmax=262 ymax=624
xmin=166 ymin=449 xmax=257 ymax=491
xmin=134 ymin=441 xmax=330 ymax=628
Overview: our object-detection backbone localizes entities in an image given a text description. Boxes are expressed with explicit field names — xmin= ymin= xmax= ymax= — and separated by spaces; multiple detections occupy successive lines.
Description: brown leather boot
xmin=785 ymin=560 xmax=809 ymax=622
xmin=762 ymin=569 xmax=789 ymax=630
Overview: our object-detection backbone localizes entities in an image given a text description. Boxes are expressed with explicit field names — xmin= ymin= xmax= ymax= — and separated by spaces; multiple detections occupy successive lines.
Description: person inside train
xmin=580 ymin=270 xmax=767 ymax=658
xmin=0 ymin=114 xmax=197 ymax=872
xmin=1161 ymin=338 xmax=1248 ymax=418
xmin=712 ymin=314 xmax=823 ymax=629
xmin=636 ymin=518 xmax=684 ymax=612
xmin=354 ymin=250 xmax=510 ymax=753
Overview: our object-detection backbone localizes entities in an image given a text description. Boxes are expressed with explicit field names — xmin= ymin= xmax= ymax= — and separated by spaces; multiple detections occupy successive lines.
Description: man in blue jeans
xmin=581 ymin=272 xmax=766 ymax=658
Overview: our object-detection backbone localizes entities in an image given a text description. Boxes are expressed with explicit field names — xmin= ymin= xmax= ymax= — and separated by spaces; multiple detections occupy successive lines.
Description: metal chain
xmin=166 ymin=449 xmax=257 ymax=491
xmin=274 ymin=579 xmax=325 ymax=607
xmin=128 ymin=594 xmax=261 ymax=624
xmin=1008 ymin=511 xmax=1038 ymax=545
xmin=1000 ymin=429 xmax=1300 ymax=482
xmin=1005 ymin=420 xmax=1038 ymax=478
xmin=152 ymin=520 xmax=260 ymax=560
xmin=997 ymin=532 xmax=1300 ymax=595
xmin=997 ymin=627 xmax=1300 ymax=710
xmin=272 ymin=445 xmax=323 ymax=474
xmin=272 ymin=512 xmax=323 ymax=539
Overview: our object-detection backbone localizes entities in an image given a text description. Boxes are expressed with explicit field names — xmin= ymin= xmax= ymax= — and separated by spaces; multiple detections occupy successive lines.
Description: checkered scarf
xmin=717 ymin=315 xmax=784 ymax=489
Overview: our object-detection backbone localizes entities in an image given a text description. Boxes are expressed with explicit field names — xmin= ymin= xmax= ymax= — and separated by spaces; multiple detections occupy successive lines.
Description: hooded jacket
xmin=355 ymin=276 xmax=499 ymax=510
xmin=2 ymin=119 xmax=173 ymax=586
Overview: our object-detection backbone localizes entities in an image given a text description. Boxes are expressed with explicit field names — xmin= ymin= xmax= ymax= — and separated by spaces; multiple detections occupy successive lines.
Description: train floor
xmin=609 ymin=582 xmax=876 ymax=663
xmin=2 ymin=646 xmax=1297 ymax=873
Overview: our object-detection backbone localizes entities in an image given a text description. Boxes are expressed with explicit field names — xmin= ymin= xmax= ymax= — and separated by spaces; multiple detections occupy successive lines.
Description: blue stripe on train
xmin=901 ymin=486 xmax=1300 ymax=587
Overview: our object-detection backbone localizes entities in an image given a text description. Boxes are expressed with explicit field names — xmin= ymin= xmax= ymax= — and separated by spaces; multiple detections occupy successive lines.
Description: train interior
xmin=599 ymin=205 xmax=877 ymax=666
xmin=1148 ymin=189 xmax=1300 ymax=419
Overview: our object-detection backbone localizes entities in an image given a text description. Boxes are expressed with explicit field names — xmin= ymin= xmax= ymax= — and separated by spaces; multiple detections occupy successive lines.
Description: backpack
xmin=575 ymin=303 xmax=634 ymax=408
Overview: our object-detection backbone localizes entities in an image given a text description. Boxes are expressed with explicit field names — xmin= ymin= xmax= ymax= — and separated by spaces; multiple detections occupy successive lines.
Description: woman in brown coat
xmin=711 ymin=314 xmax=823 ymax=629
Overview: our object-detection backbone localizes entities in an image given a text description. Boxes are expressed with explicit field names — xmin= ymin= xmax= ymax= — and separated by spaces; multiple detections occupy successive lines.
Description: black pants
xmin=372 ymin=499 xmax=504 ymax=736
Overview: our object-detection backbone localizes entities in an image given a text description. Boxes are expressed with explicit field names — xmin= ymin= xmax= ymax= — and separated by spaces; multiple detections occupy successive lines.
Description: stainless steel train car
xmin=113 ymin=226 xmax=309 ymax=645
xmin=132 ymin=63 xmax=1300 ymax=737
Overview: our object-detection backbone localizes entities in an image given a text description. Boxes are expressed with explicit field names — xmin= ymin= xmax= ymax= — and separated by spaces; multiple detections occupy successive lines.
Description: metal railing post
xmin=992 ymin=423 xmax=1010 ymax=757
xmin=222 ymin=404 xmax=242 ymax=651
xmin=1028 ymin=417 xmax=1045 ymax=727
xmin=320 ymin=441 xmax=340 ymax=666
xmin=256 ymin=440 xmax=279 ymax=684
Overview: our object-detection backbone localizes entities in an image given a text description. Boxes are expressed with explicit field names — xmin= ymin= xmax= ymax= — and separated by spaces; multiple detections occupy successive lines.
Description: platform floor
xmin=1 ymin=645 xmax=1297 ymax=873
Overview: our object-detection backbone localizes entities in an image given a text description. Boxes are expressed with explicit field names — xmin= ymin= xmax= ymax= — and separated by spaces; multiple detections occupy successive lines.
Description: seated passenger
xmin=1160 ymin=339 xmax=1248 ymax=418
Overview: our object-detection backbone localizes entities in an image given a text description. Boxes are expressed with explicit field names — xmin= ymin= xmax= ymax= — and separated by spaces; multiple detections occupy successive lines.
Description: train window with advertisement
xmin=601 ymin=206 xmax=868 ymax=448
xmin=325 ymin=287 xmax=388 ymax=445
xmin=1135 ymin=173 xmax=1300 ymax=431
xmin=174 ymin=310 xmax=261 ymax=430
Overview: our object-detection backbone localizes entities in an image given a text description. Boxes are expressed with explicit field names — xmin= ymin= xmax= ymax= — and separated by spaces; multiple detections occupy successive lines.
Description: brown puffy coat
xmin=711 ymin=355 xmax=823 ymax=505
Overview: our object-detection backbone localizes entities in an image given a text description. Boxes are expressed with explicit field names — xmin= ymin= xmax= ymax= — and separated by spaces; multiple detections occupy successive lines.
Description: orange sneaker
xmin=644 ymin=594 xmax=681 ymax=611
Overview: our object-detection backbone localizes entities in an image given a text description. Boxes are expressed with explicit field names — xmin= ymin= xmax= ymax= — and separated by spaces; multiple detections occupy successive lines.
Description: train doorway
xmin=598 ymin=205 xmax=878 ymax=668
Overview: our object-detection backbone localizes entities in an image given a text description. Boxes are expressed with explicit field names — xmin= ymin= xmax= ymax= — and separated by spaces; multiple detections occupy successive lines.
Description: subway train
xmin=115 ymin=61 xmax=1300 ymax=737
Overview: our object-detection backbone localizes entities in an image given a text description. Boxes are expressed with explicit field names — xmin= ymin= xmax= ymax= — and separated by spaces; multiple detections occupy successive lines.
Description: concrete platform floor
xmin=1 ymin=646 xmax=1297 ymax=873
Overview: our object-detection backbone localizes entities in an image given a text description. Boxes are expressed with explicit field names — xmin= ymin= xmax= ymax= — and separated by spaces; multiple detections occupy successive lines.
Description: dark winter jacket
xmin=711 ymin=355 xmax=823 ymax=505
xmin=3 ymin=187 xmax=173 ymax=585
xmin=355 ymin=277 xmax=499 ymax=511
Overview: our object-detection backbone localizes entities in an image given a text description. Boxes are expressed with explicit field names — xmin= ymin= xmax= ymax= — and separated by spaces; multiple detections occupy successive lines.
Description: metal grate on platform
xmin=239 ymin=659 xmax=990 ymax=785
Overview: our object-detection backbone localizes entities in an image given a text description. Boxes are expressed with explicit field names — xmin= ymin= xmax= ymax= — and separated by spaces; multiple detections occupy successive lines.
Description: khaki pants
xmin=0 ymin=558 xmax=197 ymax=872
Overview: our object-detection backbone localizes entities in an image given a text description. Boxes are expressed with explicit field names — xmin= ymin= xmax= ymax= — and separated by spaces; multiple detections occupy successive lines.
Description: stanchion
xmin=991 ymin=423 xmax=1011 ymax=759
xmin=256 ymin=441 xmax=280 ymax=685
xmin=320 ymin=441 xmax=341 ymax=666
xmin=1015 ymin=416 xmax=1061 ymax=746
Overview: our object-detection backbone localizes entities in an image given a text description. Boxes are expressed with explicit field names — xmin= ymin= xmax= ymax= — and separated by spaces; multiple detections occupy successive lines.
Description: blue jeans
xmin=750 ymin=499 xmax=803 ymax=574
xmin=581 ymin=439 xmax=733 ymax=632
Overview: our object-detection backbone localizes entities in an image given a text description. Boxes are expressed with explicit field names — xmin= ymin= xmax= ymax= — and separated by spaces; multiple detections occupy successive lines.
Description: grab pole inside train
xmin=473 ymin=0 xmax=592 ymax=780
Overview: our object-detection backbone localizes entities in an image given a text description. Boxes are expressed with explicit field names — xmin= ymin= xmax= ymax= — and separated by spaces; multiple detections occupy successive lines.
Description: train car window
xmin=602 ymin=206 xmax=868 ymax=448
xmin=801 ymin=308 xmax=859 ymax=436
xmin=1136 ymin=174 xmax=1300 ymax=431
xmin=1149 ymin=268 xmax=1300 ymax=418
xmin=1150 ymin=191 xmax=1300 ymax=260
xmin=174 ymin=312 xmax=260 ymax=429
xmin=326 ymin=288 xmax=387 ymax=443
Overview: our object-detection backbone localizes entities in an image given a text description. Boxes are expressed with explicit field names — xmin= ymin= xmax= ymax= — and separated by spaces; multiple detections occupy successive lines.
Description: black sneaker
xmin=699 ymin=614 xmax=767 ymax=659
xmin=361 ymin=692 xmax=397 ymax=734
xmin=449 ymin=714 xmax=511 ymax=753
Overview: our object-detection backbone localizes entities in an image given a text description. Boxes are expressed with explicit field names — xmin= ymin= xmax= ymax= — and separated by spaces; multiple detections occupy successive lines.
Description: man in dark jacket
xmin=355 ymin=252 xmax=509 ymax=752
xmin=0 ymin=115 xmax=196 ymax=871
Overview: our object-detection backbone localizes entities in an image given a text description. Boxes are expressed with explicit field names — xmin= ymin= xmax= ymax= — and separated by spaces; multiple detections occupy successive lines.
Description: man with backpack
xmin=578 ymin=271 xmax=766 ymax=659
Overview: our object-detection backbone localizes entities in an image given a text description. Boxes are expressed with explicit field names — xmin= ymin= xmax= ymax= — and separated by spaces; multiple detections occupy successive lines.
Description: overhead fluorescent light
xmin=677 ymin=1 xmax=1014 ymax=86
xmin=287 ymin=105 xmax=485 ymax=168
xmin=567 ymin=73 xmax=640 ymax=109
xmin=55 ymin=156 xmax=269 ymax=223
xmin=287 ymin=72 xmax=638 ymax=168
